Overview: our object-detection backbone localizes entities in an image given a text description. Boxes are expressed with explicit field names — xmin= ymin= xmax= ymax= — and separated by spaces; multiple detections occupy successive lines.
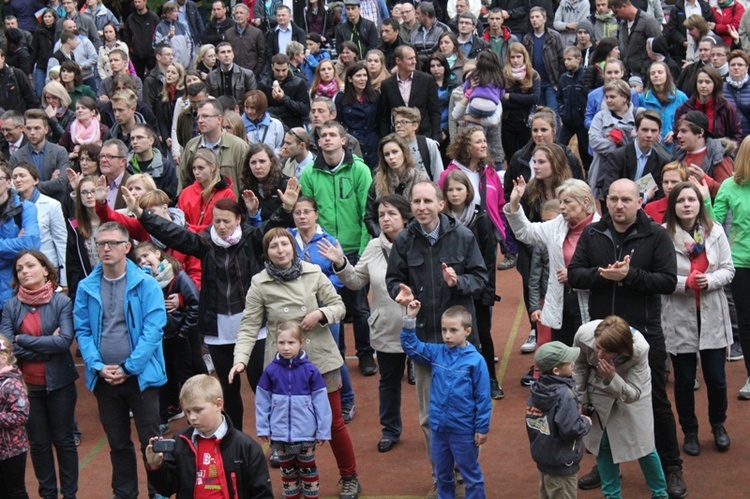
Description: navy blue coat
xmin=335 ymin=92 xmax=381 ymax=170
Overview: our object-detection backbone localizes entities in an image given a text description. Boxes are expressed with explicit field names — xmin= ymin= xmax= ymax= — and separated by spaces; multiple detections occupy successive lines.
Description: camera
xmin=152 ymin=439 xmax=176 ymax=453
xmin=583 ymin=403 xmax=596 ymax=417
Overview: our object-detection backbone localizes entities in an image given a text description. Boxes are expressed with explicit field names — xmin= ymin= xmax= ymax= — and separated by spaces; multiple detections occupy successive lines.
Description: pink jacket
xmin=439 ymin=161 xmax=506 ymax=239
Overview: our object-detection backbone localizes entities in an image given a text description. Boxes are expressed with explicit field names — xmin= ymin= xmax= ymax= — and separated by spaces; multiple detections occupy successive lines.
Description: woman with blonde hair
xmin=365 ymin=49 xmax=391 ymax=92
xmin=310 ymin=58 xmax=342 ymax=100
xmin=501 ymin=42 xmax=541 ymax=161
xmin=682 ymin=15 xmax=711 ymax=64
xmin=41 ymin=81 xmax=75 ymax=142
xmin=195 ymin=44 xmax=217 ymax=79
xmin=222 ymin=111 xmax=247 ymax=141
xmin=157 ymin=62 xmax=186 ymax=150
xmin=176 ymin=148 xmax=236 ymax=232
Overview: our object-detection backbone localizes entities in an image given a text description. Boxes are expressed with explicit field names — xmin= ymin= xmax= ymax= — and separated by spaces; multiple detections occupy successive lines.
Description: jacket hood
xmin=483 ymin=26 xmax=512 ymax=42
xmin=127 ymin=148 xmax=167 ymax=178
xmin=672 ymin=136 xmax=736 ymax=167
xmin=530 ymin=374 xmax=578 ymax=412
xmin=271 ymin=350 xmax=311 ymax=368
xmin=0 ymin=189 xmax=25 ymax=225
xmin=0 ymin=365 xmax=23 ymax=380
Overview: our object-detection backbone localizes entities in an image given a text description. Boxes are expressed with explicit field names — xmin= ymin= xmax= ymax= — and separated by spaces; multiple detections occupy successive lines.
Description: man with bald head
xmin=567 ymin=179 xmax=687 ymax=498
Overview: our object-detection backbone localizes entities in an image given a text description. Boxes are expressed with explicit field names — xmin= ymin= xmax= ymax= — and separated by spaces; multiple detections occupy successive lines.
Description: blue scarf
xmin=242 ymin=112 xmax=271 ymax=142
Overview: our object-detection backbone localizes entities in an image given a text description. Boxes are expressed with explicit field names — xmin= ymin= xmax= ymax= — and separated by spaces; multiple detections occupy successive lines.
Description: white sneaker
xmin=203 ymin=353 xmax=215 ymax=374
xmin=520 ymin=331 xmax=537 ymax=354
xmin=739 ymin=377 xmax=750 ymax=400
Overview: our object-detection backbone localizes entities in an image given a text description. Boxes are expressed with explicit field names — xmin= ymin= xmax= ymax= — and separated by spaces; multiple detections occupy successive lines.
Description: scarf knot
xmin=265 ymin=256 xmax=303 ymax=282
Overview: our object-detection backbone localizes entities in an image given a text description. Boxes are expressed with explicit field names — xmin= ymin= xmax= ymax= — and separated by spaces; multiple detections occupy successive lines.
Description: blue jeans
xmin=27 ymin=382 xmax=78 ymax=499
xmin=329 ymin=322 xmax=355 ymax=408
xmin=34 ymin=68 xmax=47 ymax=100
xmin=540 ymin=82 xmax=559 ymax=116
xmin=377 ymin=351 xmax=407 ymax=441
xmin=94 ymin=377 xmax=160 ymax=499
xmin=671 ymin=348 xmax=727 ymax=434
xmin=431 ymin=430 xmax=485 ymax=499
xmin=597 ymin=430 xmax=668 ymax=499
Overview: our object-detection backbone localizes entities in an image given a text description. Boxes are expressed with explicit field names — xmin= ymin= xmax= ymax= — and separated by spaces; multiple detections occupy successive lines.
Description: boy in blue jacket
xmin=255 ymin=321 xmax=332 ymax=499
xmin=401 ymin=301 xmax=491 ymax=499
xmin=526 ymin=341 xmax=592 ymax=499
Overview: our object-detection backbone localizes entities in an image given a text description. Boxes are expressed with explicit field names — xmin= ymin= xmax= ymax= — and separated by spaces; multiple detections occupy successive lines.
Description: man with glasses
xmin=100 ymin=139 xmax=132 ymax=210
xmin=0 ymin=111 xmax=28 ymax=161
xmin=455 ymin=12 xmax=489 ymax=58
xmin=179 ymin=99 xmax=249 ymax=197
xmin=391 ymin=107 xmax=444 ymax=183
xmin=8 ymin=109 xmax=71 ymax=209
xmin=74 ymin=221 xmax=167 ymax=499
xmin=173 ymin=82 xmax=210 ymax=165
xmin=56 ymin=0 xmax=102 ymax=51
xmin=127 ymin=124 xmax=178 ymax=203
xmin=399 ymin=3 xmax=421 ymax=42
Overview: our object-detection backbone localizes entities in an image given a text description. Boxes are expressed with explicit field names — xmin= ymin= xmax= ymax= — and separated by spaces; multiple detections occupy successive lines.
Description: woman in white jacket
xmin=505 ymin=177 xmax=598 ymax=346
xmin=574 ymin=317 xmax=669 ymax=499
xmin=662 ymin=181 xmax=734 ymax=456
xmin=318 ymin=194 xmax=412 ymax=453
xmin=11 ymin=163 xmax=68 ymax=291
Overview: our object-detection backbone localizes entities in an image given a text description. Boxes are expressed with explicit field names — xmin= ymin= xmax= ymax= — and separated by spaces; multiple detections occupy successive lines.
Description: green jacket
xmin=713 ymin=178 xmax=750 ymax=268
xmin=299 ymin=149 xmax=372 ymax=255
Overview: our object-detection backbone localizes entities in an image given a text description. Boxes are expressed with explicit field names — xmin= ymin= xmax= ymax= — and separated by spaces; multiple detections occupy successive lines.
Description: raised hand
xmin=509 ymin=176 xmax=527 ymax=212
xmin=242 ymin=190 xmax=259 ymax=216
xmin=688 ymin=175 xmax=710 ymax=200
xmin=317 ymin=238 xmax=346 ymax=267
xmin=279 ymin=177 xmax=301 ymax=211
xmin=442 ymin=262 xmax=458 ymax=287
xmin=395 ymin=283 xmax=415 ymax=306
xmin=406 ymin=299 xmax=421 ymax=318
xmin=94 ymin=175 xmax=108 ymax=204
xmin=121 ymin=186 xmax=141 ymax=216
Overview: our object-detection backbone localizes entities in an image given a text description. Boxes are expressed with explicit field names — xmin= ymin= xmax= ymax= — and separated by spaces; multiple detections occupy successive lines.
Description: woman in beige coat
xmin=662 ymin=181 xmax=735 ymax=457
xmin=229 ymin=228 xmax=362 ymax=496
xmin=573 ymin=317 xmax=669 ymax=499
xmin=319 ymin=194 xmax=411 ymax=453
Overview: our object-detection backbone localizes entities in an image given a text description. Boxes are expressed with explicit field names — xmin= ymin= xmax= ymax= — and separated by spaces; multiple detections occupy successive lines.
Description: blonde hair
xmin=277 ymin=321 xmax=304 ymax=342
xmin=503 ymin=43 xmax=535 ymax=92
xmin=0 ymin=336 xmax=17 ymax=366
xmin=180 ymin=374 xmax=223 ymax=404
xmin=42 ymin=81 xmax=72 ymax=109
xmin=555 ymin=179 xmax=596 ymax=215
xmin=734 ymin=136 xmax=750 ymax=186
xmin=126 ymin=173 xmax=157 ymax=192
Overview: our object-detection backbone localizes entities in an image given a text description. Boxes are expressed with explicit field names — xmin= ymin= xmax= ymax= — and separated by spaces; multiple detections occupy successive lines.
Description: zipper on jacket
xmin=287 ymin=362 xmax=293 ymax=443
xmin=231 ymin=471 xmax=239 ymax=499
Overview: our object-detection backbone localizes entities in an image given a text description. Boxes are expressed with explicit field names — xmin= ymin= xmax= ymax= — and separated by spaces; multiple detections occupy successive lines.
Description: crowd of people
xmin=0 ymin=0 xmax=749 ymax=498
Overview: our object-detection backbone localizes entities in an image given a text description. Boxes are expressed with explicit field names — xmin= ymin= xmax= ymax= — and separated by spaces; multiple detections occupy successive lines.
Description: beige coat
xmin=336 ymin=232 xmax=404 ymax=354
xmin=661 ymin=222 xmax=735 ymax=355
xmin=573 ymin=320 xmax=655 ymax=464
xmin=233 ymin=262 xmax=345 ymax=375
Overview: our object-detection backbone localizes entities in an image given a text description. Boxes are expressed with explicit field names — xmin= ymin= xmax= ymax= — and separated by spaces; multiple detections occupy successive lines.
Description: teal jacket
xmin=74 ymin=259 xmax=167 ymax=391
xmin=299 ymin=149 xmax=372 ymax=255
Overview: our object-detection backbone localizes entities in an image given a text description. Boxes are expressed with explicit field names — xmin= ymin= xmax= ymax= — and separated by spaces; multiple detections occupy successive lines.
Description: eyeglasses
xmin=100 ymin=154 xmax=124 ymax=161
xmin=393 ymin=120 xmax=415 ymax=127
xmin=289 ymin=129 xmax=307 ymax=145
xmin=94 ymin=240 xmax=129 ymax=249
xmin=0 ymin=126 xmax=18 ymax=133
xmin=197 ymin=114 xmax=220 ymax=121
xmin=293 ymin=209 xmax=316 ymax=216
xmin=80 ymin=189 xmax=96 ymax=197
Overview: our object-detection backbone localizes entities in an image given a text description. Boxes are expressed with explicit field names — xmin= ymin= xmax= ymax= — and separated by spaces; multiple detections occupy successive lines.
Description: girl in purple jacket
xmin=255 ymin=321 xmax=332 ymax=499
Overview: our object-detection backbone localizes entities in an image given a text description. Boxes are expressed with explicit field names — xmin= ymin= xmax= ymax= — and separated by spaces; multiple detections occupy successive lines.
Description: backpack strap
xmin=416 ymin=135 xmax=432 ymax=180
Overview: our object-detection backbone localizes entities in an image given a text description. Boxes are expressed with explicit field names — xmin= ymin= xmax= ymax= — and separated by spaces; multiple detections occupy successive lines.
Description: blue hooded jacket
xmin=74 ymin=259 xmax=167 ymax=392
xmin=0 ymin=190 xmax=40 ymax=309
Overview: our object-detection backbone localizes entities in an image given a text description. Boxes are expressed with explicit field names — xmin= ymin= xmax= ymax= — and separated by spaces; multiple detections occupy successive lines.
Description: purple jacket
xmin=462 ymin=80 xmax=504 ymax=105
xmin=255 ymin=351 xmax=332 ymax=442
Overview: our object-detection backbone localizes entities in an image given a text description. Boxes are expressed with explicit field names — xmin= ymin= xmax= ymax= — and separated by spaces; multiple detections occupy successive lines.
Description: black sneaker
xmin=712 ymin=424 xmax=730 ymax=451
xmin=666 ymin=469 xmax=687 ymax=498
xmin=490 ymin=379 xmax=504 ymax=400
xmin=683 ymin=433 xmax=700 ymax=456
xmin=521 ymin=365 xmax=536 ymax=386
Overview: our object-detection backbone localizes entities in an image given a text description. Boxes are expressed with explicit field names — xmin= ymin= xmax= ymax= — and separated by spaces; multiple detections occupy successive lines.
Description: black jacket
xmin=567 ymin=210 xmax=677 ymax=339
xmin=259 ymin=73 xmax=310 ymax=128
xmin=147 ymin=413 xmax=273 ymax=499
xmin=31 ymin=24 xmax=56 ymax=72
xmin=380 ymin=71 xmax=441 ymax=140
xmin=504 ymin=139 xmax=585 ymax=214
xmin=137 ymin=207 xmax=292 ymax=337
xmin=7 ymin=45 xmax=32 ymax=75
xmin=335 ymin=16 xmax=379 ymax=59
xmin=379 ymin=36 xmax=405 ymax=70
xmin=666 ymin=0 xmax=715 ymax=61
xmin=466 ymin=207 xmax=499 ymax=306
xmin=557 ymin=66 xmax=587 ymax=128
xmin=526 ymin=374 xmax=590 ymax=475
xmin=600 ymin=141 xmax=670 ymax=201
xmin=162 ymin=270 xmax=199 ymax=340
xmin=386 ymin=213 xmax=488 ymax=345
xmin=124 ymin=9 xmax=159 ymax=59
xmin=266 ymin=22 xmax=307 ymax=61
xmin=201 ymin=17 xmax=236 ymax=45
xmin=0 ymin=64 xmax=39 ymax=113
xmin=66 ymin=219 xmax=94 ymax=303
xmin=491 ymin=0 xmax=530 ymax=35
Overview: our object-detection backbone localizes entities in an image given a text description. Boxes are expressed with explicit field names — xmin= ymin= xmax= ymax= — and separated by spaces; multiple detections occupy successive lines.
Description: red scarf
xmin=16 ymin=281 xmax=55 ymax=306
